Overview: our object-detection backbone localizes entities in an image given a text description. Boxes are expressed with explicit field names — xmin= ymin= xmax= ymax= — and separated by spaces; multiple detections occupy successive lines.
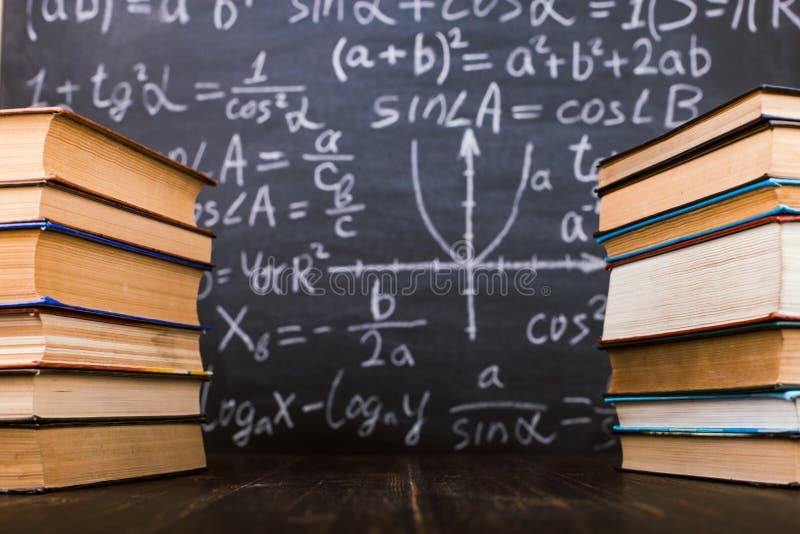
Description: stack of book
xmin=0 ymin=108 xmax=215 ymax=492
xmin=596 ymin=86 xmax=800 ymax=485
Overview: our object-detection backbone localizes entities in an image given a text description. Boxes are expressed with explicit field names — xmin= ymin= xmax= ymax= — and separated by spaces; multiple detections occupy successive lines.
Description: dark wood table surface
xmin=1 ymin=452 xmax=799 ymax=533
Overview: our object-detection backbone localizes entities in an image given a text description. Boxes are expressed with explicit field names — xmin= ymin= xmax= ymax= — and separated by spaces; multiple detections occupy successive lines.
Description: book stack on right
xmin=596 ymin=86 xmax=800 ymax=485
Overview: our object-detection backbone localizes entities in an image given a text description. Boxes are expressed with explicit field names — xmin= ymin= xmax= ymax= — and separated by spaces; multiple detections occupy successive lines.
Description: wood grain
xmin=0 ymin=453 xmax=799 ymax=533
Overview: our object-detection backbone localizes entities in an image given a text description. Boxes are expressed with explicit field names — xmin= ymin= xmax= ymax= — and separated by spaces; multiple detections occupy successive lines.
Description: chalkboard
xmin=2 ymin=1 xmax=800 ymax=453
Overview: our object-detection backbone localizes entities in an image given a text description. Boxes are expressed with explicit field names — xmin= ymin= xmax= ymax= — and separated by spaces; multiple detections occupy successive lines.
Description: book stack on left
xmin=0 ymin=108 xmax=215 ymax=492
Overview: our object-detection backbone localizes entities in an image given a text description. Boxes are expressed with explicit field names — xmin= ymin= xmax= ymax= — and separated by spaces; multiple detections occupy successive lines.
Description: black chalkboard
xmin=2 ymin=1 xmax=800 ymax=453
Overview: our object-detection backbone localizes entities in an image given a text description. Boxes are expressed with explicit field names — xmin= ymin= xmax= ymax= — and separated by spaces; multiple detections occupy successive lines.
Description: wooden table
xmin=1 ymin=453 xmax=798 ymax=532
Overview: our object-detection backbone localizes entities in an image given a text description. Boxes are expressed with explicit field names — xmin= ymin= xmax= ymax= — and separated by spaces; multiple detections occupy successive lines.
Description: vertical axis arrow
xmin=459 ymin=128 xmax=480 ymax=342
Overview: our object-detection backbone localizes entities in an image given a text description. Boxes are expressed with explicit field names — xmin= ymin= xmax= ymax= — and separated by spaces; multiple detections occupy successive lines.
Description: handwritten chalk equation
xmin=201 ymin=367 xmax=615 ymax=451
xmin=328 ymin=129 xmax=604 ymax=341
xmin=333 ymin=31 xmax=712 ymax=85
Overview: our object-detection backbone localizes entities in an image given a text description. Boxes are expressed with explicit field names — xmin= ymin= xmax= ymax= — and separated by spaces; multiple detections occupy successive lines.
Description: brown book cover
xmin=600 ymin=319 xmax=800 ymax=395
xmin=605 ymin=214 xmax=800 ymax=268
xmin=598 ymin=119 xmax=800 ymax=232
xmin=598 ymin=85 xmax=800 ymax=190
xmin=0 ymin=223 xmax=207 ymax=326
xmin=0 ymin=107 xmax=216 ymax=225
xmin=0 ymin=178 xmax=214 ymax=263
xmin=0 ymin=307 xmax=205 ymax=374
xmin=0 ymin=419 xmax=207 ymax=493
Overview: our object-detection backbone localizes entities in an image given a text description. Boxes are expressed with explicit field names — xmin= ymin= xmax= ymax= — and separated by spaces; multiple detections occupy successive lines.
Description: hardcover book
xmin=599 ymin=118 xmax=800 ymax=232
xmin=0 ymin=420 xmax=206 ymax=492
xmin=603 ymin=221 xmax=800 ymax=341
xmin=0 ymin=222 xmax=209 ymax=326
xmin=601 ymin=321 xmax=800 ymax=394
xmin=0 ymin=307 xmax=204 ymax=373
xmin=0 ymin=179 xmax=213 ymax=263
xmin=618 ymin=432 xmax=800 ymax=485
xmin=0 ymin=107 xmax=216 ymax=225
xmin=0 ymin=368 xmax=207 ymax=422
xmin=609 ymin=390 xmax=800 ymax=432
xmin=596 ymin=178 xmax=800 ymax=262
xmin=598 ymin=85 xmax=800 ymax=190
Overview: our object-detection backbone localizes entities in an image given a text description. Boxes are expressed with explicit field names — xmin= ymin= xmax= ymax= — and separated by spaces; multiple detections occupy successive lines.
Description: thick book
xmin=0 ymin=369 xmax=207 ymax=422
xmin=0 ymin=107 xmax=215 ymax=225
xmin=603 ymin=221 xmax=800 ymax=342
xmin=608 ymin=391 xmax=800 ymax=432
xmin=602 ymin=321 xmax=800 ymax=394
xmin=605 ymin=213 xmax=800 ymax=266
xmin=598 ymin=117 xmax=800 ymax=233
xmin=0 ymin=221 xmax=209 ymax=326
xmin=0 ymin=307 xmax=204 ymax=373
xmin=0 ymin=179 xmax=213 ymax=263
xmin=0 ymin=420 xmax=206 ymax=492
xmin=596 ymin=178 xmax=800 ymax=262
xmin=618 ymin=432 xmax=800 ymax=485
xmin=598 ymin=85 xmax=800 ymax=189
